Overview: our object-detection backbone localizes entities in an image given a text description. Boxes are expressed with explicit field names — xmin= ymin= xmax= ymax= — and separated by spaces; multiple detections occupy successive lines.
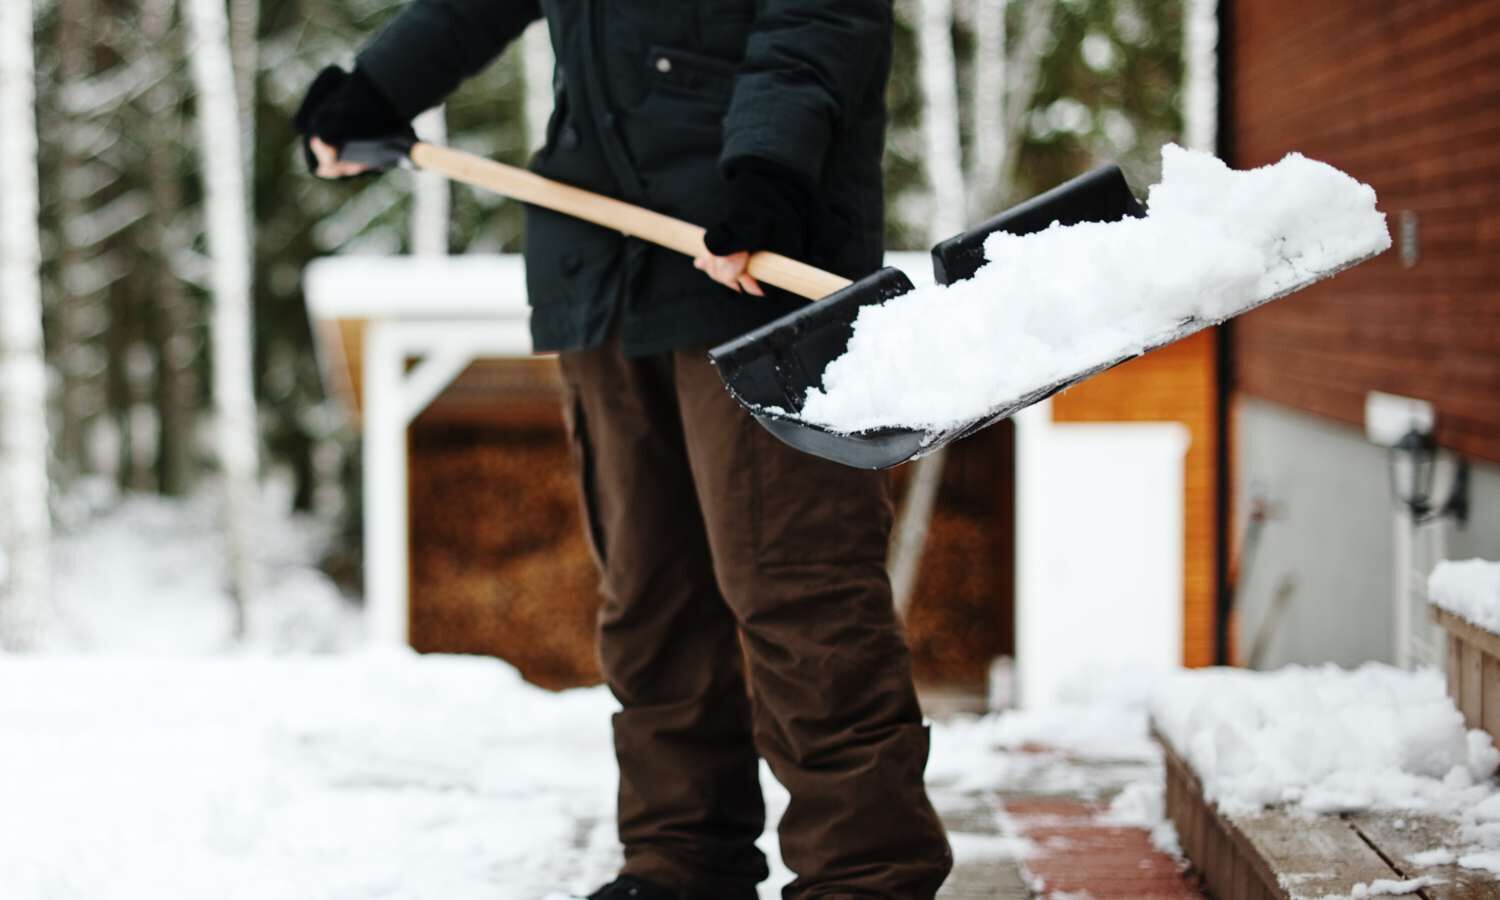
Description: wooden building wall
xmin=404 ymin=358 xmax=1016 ymax=689
xmin=1229 ymin=0 xmax=1500 ymax=463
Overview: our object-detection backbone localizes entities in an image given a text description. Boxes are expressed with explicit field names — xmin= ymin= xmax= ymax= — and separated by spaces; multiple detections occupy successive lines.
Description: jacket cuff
xmin=720 ymin=86 xmax=832 ymax=188
xmin=356 ymin=43 xmax=435 ymax=121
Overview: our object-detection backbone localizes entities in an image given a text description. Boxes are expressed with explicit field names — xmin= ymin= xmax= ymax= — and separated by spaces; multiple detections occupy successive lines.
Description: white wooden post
xmin=363 ymin=320 xmax=409 ymax=647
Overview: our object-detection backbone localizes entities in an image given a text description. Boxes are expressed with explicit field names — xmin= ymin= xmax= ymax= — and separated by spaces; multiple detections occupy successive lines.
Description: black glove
xmin=293 ymin=65 xmax=414 ymax=176
xmin=703 ymin=158 xmax=819 ymax=260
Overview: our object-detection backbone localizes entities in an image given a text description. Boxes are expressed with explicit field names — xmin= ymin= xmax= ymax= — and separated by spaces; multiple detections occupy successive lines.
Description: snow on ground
xmin=41 ymin=478 xmax=362 ymax=655
xmin=3 ymin=490 xmax=1180 ymax=898
xmin=1430 ymin=558 xmax=1500 ymax=633
xmin=0 ymin=649 xmax=1172 ymax=900
xmin=1150 ymin=664 xmax=1500 ymax=876
xmin=0 ymin=653 xmax=623 ymax=899
xmin=800 ymin=144 xmax=1391 ymax=432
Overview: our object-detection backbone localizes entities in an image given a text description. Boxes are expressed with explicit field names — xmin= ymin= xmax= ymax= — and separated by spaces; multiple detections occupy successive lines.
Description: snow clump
xmin=1150 ymin=664 xmax=1498 ymax=817
xmin=1430 ymin=558 xmax=1500 ymax=633
xmin=799 ymin=144 xmax=1391 ymax=432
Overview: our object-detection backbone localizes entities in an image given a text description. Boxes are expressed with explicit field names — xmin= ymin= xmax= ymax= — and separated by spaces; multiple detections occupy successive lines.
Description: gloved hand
xmin=293 ymin=65 xmax=414 ymax=177
xmin=697 ymin=158 xmax=819 ymax=296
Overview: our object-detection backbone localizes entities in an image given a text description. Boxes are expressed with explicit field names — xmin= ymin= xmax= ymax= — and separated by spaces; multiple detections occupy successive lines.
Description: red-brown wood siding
xmin=1229 ymin=0 xmax=1500 ymax=463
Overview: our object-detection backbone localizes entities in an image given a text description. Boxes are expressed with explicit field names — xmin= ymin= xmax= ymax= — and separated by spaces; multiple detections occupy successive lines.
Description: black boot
xmin=585 ymin=876 xmax=678 ymax=900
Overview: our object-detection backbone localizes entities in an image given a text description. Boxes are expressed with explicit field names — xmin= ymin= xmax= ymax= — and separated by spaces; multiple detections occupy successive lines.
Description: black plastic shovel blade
xmin=708 ymin=267 xmax=930 ymax=470
xmin=708 ymin=165 xmax=1145 ymax=470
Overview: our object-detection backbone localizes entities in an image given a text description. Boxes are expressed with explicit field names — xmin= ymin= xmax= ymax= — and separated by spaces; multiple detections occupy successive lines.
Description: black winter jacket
xmin=358 ymin=0 xmax=893 ymax=356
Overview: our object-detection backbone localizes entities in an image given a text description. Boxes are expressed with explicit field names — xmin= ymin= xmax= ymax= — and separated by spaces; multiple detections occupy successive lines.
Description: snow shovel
xmin=339 ymin=137 xmax=1140 ymax=469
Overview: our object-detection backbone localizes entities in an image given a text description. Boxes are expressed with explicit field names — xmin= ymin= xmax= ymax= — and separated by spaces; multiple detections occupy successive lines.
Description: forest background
xmin=2 ymin=0 xmax=1197 ymax=638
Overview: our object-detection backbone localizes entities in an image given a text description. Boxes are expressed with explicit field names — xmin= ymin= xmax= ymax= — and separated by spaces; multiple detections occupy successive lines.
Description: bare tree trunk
xmin=140 ymin=0 xmax=199 ymax=497
xmin=521 ymin=20 xmax=555 ymax=153
xmin=1182 ymin=0 xmax=1219 ymax=153
xmin=53 ymin=0 xmax=100 ymax=480
xmin=998 ymin=0 xmax=1056 ymax=196
xmin=410 ymin=107 xmax=449 ymax=255
xmin=229 ymin=0 xmax=258 ymax=192
xmin=0 ymin=0 xmax=53 ymax=650
xmin=185 ymin=0 xmax=260 ymax=638
xmin=890 ymin=0 xmax=973 ymax=615
xmin=889 ymin=453 xmax=947 ymax=618
xmin=968 ymin=0 xmax=1007 ymax=218
xmin=915 ymin=0 xmax=967 ymax=240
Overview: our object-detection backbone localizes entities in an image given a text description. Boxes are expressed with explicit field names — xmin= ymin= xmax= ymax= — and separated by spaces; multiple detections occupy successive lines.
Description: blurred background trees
xmin=9 ymin=0 xmax=1188 ymax=606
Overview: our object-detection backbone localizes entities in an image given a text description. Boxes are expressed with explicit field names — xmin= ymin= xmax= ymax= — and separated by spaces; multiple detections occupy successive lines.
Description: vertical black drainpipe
xmin=1213 ymin=0 xmax=1237 ymax=667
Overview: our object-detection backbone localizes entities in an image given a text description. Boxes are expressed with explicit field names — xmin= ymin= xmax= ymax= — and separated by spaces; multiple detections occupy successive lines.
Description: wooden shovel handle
xmin=408 ymin=142 xmax=852 ymax=301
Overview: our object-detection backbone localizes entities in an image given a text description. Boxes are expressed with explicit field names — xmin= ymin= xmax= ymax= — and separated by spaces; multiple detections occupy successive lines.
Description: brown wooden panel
xmin=328 ymin=318 xmax=365 ymax=419
xmin=1484 ymin=653 xmax=1500 ymax=745
xmin=1449 ymin=632 xmax=1463 ymax=711
xmin=1233 ymin=813 xmax=1402 ymax=899
xmin=1229 ymin=0 xmax=1500 ymax=463
xmin=1464 ymin=636 xmax=1485 ymax=729
xmin=1157 ymin=727 xmax=1405 ymax=899
xmin=417 ymin=357 xmax=565 ymax=427
xmin=1348 ymin=813 xmax=1500 ymax=899
xmin=1436 ymin=609 xmax=1500 ymax=757
xmin=1053 ymin=331 xmax=1219 ymax=668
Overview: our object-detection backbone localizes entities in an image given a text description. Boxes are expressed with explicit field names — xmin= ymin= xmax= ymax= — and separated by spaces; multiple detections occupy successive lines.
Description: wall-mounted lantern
xmin=1387 ymin=428 xmax=1469 ymax=525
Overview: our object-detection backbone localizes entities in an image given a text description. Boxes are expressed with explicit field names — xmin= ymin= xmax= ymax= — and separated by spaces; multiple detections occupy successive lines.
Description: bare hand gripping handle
xmin=339 ymin=138 xmax=853 ymax=302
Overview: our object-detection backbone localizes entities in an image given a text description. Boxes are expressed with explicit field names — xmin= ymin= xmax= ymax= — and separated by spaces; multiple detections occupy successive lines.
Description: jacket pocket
xmin=628 ymin=45 xmax=734 ymax=204
xmin=522 ymin=203 xmax=624 ymax=311
xmin=642 ymin=44 xmax=735 ymax=112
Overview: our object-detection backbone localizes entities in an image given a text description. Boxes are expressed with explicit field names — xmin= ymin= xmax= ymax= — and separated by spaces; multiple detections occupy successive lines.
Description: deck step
xmin=1158 ymin=725 xmax=1489 ymax=900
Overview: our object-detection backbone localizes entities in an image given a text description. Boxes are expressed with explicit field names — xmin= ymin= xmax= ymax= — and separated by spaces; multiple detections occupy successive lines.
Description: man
xmin=295 ymin=3 xmax=952 ymax=897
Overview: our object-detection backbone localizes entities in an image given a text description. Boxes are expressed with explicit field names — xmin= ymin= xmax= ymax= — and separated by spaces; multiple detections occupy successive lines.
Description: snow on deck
xmin=1150 ymin=664 xmax=1500 ymax=880
xmin=1430 ymin=559 xmax=1500 ymax=634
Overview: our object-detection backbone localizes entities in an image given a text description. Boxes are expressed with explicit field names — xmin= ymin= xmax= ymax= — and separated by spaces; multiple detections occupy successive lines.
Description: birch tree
xmin=1182 ymin=0 xmax=1218 ymax=153
xmin=890 ymin=0 xmax=1057 ymax=615
xmin=967 ymin=0 xmax=1007 ymax=215
xmin=915 ymin=0 xmax=966 ymax=240
xmin=230 ymin=0 xmax=258 ymax=189
xmin=185 ymin=0 xmax=260 ymax=636
xmin=0 ymin=0 xmax=53 ymax=649
xmin=966 ymin=0 xmax=1057 ymax=216
xmin=890 ymin=0 xmax=969 ymax=615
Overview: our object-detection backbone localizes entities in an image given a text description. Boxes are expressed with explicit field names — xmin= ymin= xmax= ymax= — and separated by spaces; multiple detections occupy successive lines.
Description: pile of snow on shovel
xmin=800 ymin=144 xmax=1391 ymax=432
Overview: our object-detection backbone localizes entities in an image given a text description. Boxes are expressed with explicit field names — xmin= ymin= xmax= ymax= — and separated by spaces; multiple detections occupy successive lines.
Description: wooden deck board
xmin=1347 ymin=813 xmax=1499 ymax=900
xmin=1230 ymin=812 xmax=1401 ymax=899
xmin=1154 ymin=725 xmax=1460 ymax=899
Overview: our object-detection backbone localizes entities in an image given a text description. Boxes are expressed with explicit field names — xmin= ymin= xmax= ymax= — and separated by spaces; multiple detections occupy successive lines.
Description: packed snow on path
xmin=800 ymin=144 xmax=1391 ymax=432
xmin=0 ymin=651 xmax=1180 ymax=900
xmin=3 ymin=490 xmax=1183 ymax=898
xmin=1150 ymin=664 xmax=1500 ymax=877
xmin=1430 ymin=558 xmax=1500 ymax=633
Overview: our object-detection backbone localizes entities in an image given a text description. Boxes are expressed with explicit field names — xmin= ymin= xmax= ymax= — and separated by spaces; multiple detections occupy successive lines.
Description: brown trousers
xmin=558 ymin=338 xmax=952 ymax=900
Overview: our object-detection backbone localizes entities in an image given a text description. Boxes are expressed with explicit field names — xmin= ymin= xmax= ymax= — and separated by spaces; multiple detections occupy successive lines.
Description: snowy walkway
xmin=4 ymin=493 xmax=1193 ymax=898
xmin=0 ymin=653 xmax=1190 ymax=899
